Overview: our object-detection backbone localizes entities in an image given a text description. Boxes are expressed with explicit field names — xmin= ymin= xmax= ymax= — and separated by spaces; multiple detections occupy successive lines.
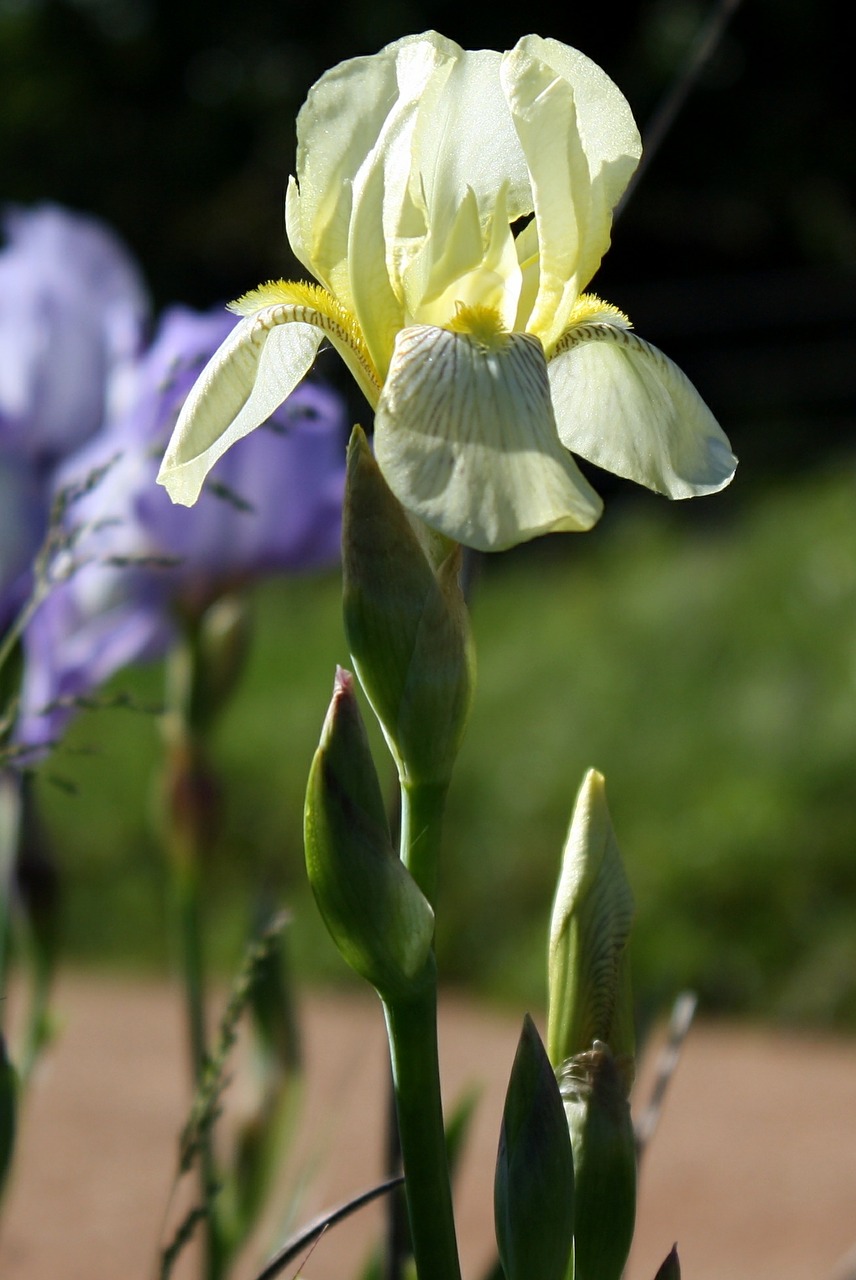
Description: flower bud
xmin=559 ymin=1041 xmax=637 ymax=1280
xmin=304 ymin=668 xmax=435 ymax=1000
xmin=342 ymin=426 xmax=474 ymax=786
xmin=495 ymin=1015 xmax=574 ymax=1280
xmin=547 ymin=769 xmax=635 ymax=1070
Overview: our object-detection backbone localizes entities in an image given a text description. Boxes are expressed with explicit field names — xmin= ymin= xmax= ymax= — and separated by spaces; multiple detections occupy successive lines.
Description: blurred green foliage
xmin=32 ymin=458 xmax=856 ymax=1029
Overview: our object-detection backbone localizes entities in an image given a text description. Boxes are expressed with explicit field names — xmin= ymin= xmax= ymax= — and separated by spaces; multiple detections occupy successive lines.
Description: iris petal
xmin=284 ymin=44 xmax=407 ymax=309
xmin=548 ymin=322 xmax=737 ymax=498
xmin=502 ymin=48 xmax=591 ymax=345
xmin=373 ymin=323 xmax=602 ymax=551
xmin=157 ymin=310 xmax=323 ymax=505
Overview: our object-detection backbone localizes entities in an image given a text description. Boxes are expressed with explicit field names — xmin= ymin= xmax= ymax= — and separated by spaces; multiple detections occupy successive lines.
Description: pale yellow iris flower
xmin=158 ymin=31 xmax=736 ymax=552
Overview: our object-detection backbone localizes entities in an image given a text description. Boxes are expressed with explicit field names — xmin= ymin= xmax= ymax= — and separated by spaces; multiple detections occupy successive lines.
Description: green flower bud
xmin=304 ymin=668 xmax=435 ymax=1000
xmin=495 ymin=1016 xmax=574 ymax=1280
xmin=559 ymin=1042 xmax=637 ymax=1280
xmin=547 ymin=769 xmax=635 ymax=1070
xmin=342 ymin=426 xmax=474 ymax=786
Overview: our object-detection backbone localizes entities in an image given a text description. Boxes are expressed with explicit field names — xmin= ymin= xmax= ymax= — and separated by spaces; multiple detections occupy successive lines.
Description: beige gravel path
xmin=1 ymin=975 xmax=855 ymax=1280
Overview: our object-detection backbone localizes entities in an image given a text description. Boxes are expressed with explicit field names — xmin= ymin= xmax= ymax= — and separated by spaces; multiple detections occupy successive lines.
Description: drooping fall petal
xmin=549 ymin=320 xmax=737 ymax=499
xmin=373 ymin=320 xmax=602 ymax=551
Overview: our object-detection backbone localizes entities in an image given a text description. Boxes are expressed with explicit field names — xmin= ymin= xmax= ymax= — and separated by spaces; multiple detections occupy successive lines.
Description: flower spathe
xmin=158 ymin=32 xmax=736 ymax=552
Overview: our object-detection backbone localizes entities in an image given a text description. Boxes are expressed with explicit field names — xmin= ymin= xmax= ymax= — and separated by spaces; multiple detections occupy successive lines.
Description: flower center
xmin=446 ymin=302 xmax=509 ymax=351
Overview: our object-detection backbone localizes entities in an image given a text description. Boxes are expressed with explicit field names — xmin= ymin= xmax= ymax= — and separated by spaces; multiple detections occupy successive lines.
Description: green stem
xmin=399 ymin=779 xmax=449 ymax=908
xmin=163 ymin=636 xmax=226 ymax=1280
xmin=384 ymin=978 xmax=461 ymax=1280
xmin=383 ymin=776 xmax=460 ymax=1280
xmin=173 ymin=857 xmax=207 ymax=1107
xmin=0 ymin=773 xmax=21 ymax=1012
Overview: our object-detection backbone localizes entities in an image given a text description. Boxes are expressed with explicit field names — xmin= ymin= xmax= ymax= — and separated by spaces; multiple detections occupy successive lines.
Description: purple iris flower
xmin=0 ymin=204 xmax=150 ymax=630
xmin=16 ymin=304 xmax=347 ymax=753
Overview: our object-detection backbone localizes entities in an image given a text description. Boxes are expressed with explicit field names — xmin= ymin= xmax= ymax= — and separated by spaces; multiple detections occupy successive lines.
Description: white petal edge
xmin=373 ymin=324 xmax=603 ymax=552
xmin=548 ymin=323 xmax=737 ymax=498
xmin=157 ymin=311 xmax=323 ymax=506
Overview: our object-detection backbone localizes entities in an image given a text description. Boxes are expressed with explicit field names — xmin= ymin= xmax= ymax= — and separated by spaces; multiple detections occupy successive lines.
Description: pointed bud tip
xmin=333 ymin=665 xmax=356 ymax=698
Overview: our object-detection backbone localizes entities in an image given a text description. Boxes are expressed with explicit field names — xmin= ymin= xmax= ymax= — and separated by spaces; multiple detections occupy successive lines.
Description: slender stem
xmin=399 ymin=779 xmax=449 ymax=908
xmin=384 ymin=978 xmax=462 ymax=1280
xmin=0 ymin=773 xmax=22 ymax=1011
xmin=163 ymin=638 xmax=226 ymax=1280
xmin=382 ymin=1057 xmax=408 ymax=1280
xmin=382 ymin=776 xmax=461 ymax=1280
xmin=172 ymin=855 xmax=208 ymax=1107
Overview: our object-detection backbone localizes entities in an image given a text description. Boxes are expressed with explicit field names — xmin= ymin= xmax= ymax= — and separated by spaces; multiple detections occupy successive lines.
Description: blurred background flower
xmin=15 ymin=301 xmax=346 ymax=753
xmin=0 ymin=203 xmax=346 ymax=756
xmin=0 ymin=203 xmax=149 ymax=631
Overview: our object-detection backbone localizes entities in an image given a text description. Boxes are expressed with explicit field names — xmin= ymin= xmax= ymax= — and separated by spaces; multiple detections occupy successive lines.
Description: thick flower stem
xmin=399 ymin=779 xmax=449 ymax=908
xmin=380 ymin=777 xmax=460 ymax=1280
xmin=383 ymin=975 xmax=462 ymax=1280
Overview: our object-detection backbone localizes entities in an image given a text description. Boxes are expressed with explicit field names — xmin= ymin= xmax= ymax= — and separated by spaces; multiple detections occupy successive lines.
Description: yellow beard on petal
xmin=544 ymin=293 xmax=633 ymax=362
xmin=447 ymin=302 xmax=510 ymax=351
xmin=228 ymin=279 xmax=381 ymax=399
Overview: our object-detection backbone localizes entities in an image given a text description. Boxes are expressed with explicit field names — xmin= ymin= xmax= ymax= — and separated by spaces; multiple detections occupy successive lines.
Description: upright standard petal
xmin=373 ymin=316 xmax=602 ymax=551
xmin=501 ymin=46 xmax=592 ymax=345
xmin=548 ymin=319 xmax=737 ymax=498
xmin=157 ymin=307 xmax=323 ymax=505
xmin=407 ymin=42 xmax=531 ymax=236
xmin=284 ymin=42 xmax=405 ymax=305
xmin=515 ymin=37 xmax=641 ymax=231
xmin=346 ymin=38 xmax=452 ymax=377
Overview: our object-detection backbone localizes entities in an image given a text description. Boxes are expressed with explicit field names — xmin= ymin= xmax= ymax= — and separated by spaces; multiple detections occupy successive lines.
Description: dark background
xmin=2 ymin=0 xmax=855 ymax=484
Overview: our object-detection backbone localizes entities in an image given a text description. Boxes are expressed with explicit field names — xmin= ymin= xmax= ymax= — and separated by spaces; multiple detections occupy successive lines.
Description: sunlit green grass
xmin=35 ymin=457 xmax=856 ymax=1029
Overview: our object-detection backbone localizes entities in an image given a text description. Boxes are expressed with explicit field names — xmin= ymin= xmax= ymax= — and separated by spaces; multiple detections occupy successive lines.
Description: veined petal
xmin=548 ymin=319 xmax=737 ymax=498
xmin=373 ymin=322 xmax=602 ymax=552
xmin=157 ymin=305 xmax=323 ymax=506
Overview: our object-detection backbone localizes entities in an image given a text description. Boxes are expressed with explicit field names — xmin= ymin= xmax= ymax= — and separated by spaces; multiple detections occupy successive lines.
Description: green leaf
xmin=560 ymin=1043 xmax=637 ymax=1280
xmin=495 ymin=1015 xmax=574 ymax=1280
xmin=653 ymin=1244 xmax=681 ymax=1280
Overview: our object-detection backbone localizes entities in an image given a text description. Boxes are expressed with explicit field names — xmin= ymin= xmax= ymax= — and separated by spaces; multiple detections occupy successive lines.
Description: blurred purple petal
xmin=0 ymin=456 xmax=46 ymax=631
xmin=16 ymin=301 xmax=347 ymax=753
xmin=0 ymin=203 xmax=150 ymax=463
xmin=16 ymin=578 xmax=173 ymax=752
